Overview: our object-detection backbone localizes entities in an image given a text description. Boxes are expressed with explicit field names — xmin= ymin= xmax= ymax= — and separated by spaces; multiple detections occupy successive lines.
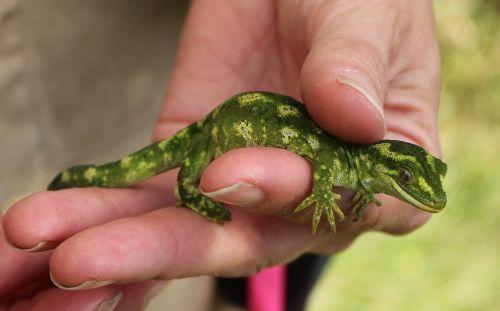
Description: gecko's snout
xmin=430 ymin=194 xmax=447 ymax=211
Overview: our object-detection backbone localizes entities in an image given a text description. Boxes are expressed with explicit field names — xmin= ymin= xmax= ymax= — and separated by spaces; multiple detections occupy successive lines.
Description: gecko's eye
xmin=399 ymin=169 xmax=413 ymax=183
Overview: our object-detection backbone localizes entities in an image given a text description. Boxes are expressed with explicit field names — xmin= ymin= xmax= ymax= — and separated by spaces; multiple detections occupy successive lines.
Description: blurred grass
xmin=308 ymin=0 xmax=500 ymax=310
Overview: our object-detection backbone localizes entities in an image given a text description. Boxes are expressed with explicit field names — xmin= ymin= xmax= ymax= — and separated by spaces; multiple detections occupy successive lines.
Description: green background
xmin=308 ymin=0 xmax=500 ymax=310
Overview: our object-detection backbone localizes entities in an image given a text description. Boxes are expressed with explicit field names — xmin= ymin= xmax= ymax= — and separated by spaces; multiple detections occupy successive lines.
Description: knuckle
xmin=333 ymin=37 xmax=387 ymax=77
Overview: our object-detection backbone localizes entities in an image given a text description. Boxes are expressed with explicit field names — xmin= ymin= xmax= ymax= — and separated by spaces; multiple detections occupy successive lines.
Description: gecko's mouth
xmin=390 ymin=179 xmax=446 ymax=213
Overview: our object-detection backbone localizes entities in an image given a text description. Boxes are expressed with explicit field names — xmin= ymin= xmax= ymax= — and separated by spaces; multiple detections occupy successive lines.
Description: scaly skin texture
xmin=48 ymin=92 xmax=447 ymax=234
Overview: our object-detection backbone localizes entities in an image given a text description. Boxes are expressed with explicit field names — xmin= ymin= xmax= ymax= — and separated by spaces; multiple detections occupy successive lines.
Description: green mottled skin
xmin=48 ymin=92 xmax=447 ymax=234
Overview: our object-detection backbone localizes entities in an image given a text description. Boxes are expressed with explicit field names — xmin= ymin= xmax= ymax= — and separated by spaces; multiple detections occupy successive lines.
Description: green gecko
xmin=48 ymin=92 xmax=447 ymax=234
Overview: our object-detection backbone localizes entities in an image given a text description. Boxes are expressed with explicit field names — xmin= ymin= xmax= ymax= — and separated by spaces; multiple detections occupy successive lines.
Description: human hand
xmin=1 ymin=0 xmax=441 ymax=308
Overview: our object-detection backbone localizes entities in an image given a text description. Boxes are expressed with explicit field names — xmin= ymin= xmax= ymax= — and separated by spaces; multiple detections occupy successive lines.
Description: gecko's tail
xmin=47 ymin=126 xmax=193 ymax=191
xmin=48 ymin=164 xmax=96 ymax=190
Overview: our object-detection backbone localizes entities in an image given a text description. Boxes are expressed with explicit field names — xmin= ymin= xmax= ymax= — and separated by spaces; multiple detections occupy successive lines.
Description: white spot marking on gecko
xmin=234 ymin=120 xmax=254 ymax=141
xmin=237 ymin=93 xmax=271 ymax=106
xmin=211 ymin=126 xmax=218 ymax=140
xmin=307 ymin=135 xmax=320 ymax=150
xmin=120 ymin=156 xmax=132 ymax=167
xmin=61 ymin=171 xmax=70 ymax=183
xmin=314 ymin=172 xmax=320 ymax=181
xmin=84 ymin=167 xmax=97 ymax=181
xmin=181 ymin=177 xmax=192 ymax=187
xmin=138 ymin=161 xmax=153 ymax=171
xmin=280 ymin=126 xmax=298 ymax=144
xmin=277 ymin=105 xmax=300 ymax=117
xmin=158 ymin=140 xmax=169 ymax=150
xmin=125 ymin=171 xmax=138 ymax=183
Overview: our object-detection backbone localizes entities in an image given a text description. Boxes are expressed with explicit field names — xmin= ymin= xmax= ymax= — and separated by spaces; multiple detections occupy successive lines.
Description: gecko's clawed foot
xmin=294 ymin=192 xmax=343 ymax=234
xmin=351 ymin=190 xmax=381 ymax=222
xmin=193 ymin=196 xmax=231 ymax=224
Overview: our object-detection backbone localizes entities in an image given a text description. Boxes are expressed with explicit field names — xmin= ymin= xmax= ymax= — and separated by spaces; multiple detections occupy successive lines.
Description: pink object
xmin=247 ymin=265 xmax=286 ymax=311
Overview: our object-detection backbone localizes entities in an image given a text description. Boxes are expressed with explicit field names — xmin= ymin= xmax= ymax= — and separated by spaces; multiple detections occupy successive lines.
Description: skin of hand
xmin=0 ymin=0 xmax=441 ymax=308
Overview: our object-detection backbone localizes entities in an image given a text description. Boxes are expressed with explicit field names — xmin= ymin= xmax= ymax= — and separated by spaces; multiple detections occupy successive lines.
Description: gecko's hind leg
xmin=177 ymin=156 xmax=231 ymax=223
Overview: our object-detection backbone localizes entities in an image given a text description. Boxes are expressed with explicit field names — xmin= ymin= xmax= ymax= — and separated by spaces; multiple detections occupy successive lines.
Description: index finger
xmin=3 ymin=172 xmax=178 ymax=251
xmin=0 ymin=215 xmax=50 ymax=299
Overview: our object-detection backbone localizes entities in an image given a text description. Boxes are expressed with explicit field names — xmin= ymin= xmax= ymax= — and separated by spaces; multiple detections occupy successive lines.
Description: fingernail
xmin=96 ymin=293 xmax=123 ymax=311
xmin=50 ymin=272 xmax=115 ymax=290
xmin=337 ymin=69 xmax=384 ymax=118
xmin=12 ymin=240 xmax=58 ymax=252
xmin=202 ymin=182 xmax=264 ymax=207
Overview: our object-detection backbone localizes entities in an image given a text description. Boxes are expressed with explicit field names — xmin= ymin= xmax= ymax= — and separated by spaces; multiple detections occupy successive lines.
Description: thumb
xmin=300 ymin=1 xmax=397 ymax=143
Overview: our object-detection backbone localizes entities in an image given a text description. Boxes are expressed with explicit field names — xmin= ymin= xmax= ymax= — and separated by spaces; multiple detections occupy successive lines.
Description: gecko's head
xmin=362 ymin=140 xmax=447 ymax=212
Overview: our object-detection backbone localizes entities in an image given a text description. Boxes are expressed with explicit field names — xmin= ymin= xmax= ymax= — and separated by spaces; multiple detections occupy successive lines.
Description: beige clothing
xmin=0 ymin=0 xmax=185 ymax=207
xmin=0 ymin=1 xmax=222 ymax=309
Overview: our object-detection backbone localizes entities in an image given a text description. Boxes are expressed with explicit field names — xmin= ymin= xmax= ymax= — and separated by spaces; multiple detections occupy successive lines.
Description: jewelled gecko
xmin=48 ymin=92 xmax=447 ymax=234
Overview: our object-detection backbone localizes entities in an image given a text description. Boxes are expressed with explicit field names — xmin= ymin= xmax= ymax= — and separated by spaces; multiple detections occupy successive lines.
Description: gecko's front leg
xmin=351 ymin=188 xmax=381 ymax=222
xmin=294 ymin=163 xmax=344 ymax=234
